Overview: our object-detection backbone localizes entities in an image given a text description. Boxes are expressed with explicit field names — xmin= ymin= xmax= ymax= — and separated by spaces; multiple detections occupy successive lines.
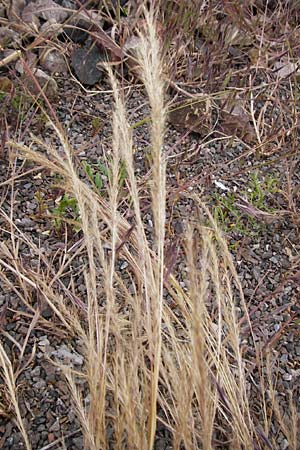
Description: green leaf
xmin=97 ymin=161 xmax=110 ymax=178
xmin=94 ymin=172 xmax=102 ymax=190
xmin=83 ymin=162 xmax=93 ymax=180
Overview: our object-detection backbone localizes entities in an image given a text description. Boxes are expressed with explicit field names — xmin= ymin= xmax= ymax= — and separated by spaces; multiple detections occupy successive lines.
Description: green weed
xmin=83 ymin=158 xmax=127 ymax=195
xmin=91 ymin=117 xmax=102 ymax=133
xmin=52 ymin=193 xmax=81 ymax=232
xmin=247 ymin=171 xmax=278 ymax=209
xmin=34 ymin=190 xmax=47 ymax=218
xmin=213 ymin=171 xmax=279 ymax=235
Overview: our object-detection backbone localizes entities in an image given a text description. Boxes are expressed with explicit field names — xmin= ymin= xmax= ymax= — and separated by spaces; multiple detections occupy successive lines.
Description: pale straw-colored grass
xmin=0 ymin=9 xmax=298 ymax=450
xmin=0 ymin=343 xmax=31 ymax=450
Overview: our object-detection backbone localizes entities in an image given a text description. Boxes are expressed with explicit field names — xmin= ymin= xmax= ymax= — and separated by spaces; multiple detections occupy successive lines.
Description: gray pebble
xmin=30 ymin=366 xmax=41 ymax=377
xmin=73 ymin=436 xmax=84 ymax=448
xmin=282 ymin=373 xmax=292 ymax=381
xmin=155 ymin=438 xmax=167 ymax=450
xmin=263 ymin=251 xmax=272 ymax=259
xmin=15 ymin=218 xmax=36 ymax=227
xmin=120 ymin=261 xmax=128 ymax=270
xmin=33 ymin=379 xmax=46 ymax=389
xmin=280 ymin=354 xmax=288 ymax=362
xmin=49 ymin=419 xmax=60 ymax=432
xmin=280 ymin=438 xmax=289 ymax=450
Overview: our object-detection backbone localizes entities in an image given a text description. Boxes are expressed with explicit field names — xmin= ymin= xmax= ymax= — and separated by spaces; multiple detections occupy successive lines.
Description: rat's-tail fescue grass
xmin=1 ymin=9 xmax=299 ymax=450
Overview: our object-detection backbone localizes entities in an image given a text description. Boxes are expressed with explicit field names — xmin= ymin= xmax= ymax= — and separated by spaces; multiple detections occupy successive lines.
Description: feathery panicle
xmin=135 ymin=11 xmax=167 ymax=448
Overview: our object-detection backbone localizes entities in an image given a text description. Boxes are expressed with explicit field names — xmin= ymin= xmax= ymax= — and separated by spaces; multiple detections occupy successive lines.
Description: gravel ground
xmin=1 ymin=64 xmax=300 ymax=449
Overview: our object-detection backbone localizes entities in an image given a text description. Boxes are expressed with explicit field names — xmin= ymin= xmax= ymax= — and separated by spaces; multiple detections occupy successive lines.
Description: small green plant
xmin=12 ymin=93 xmax=23 ymax=111
xmin=34 ymin=190 xmax=47 ymax=217
xmin=212 ymin=171 xmax=279 ymax=235
xmin=91 ymin=117 xmax=102 ymax=133
xmin=213 ymin=192 xmax=248 ymax=234
xmin=52 ymin=193 xmax=81 ymax=232
xmin=83 ymin=159 xmax=127 ymax=196
xmin=213 ymin=192 xmax=237 ymax=224
xmin=247 ymin=171 xmax=278 ymax=209
xmin=83 ymin=161 xmax=105 ymax=192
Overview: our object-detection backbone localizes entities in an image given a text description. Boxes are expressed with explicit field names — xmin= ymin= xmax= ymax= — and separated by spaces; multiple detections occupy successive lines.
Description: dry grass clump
xmin=0 ymin=9 xmax=299 ymax=450
xmin=0 ymin=343 xmax=32 ymax=450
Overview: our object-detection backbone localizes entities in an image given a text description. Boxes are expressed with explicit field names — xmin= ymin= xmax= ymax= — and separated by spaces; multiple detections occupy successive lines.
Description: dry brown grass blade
xmin=159 ymin=219 xmax=257 ymax=449
xmin=0 ymin=343 xmax=31 ymax=450
xmin=134 ymin=10 xmax=167 ymax=448
xmin=0 ymin=50 xmax=22 ymax=68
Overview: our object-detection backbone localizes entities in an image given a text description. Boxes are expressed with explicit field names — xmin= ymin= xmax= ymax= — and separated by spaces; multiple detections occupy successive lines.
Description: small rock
xmin=252 ymin=267 xmax=260 ymax=281
xmin=6 ymin=436 xmax=14 ymax=445
xmin=40 ymin=19 xmax=64 ymax=38
xmin=63 ymin=23 xmax=89 ymax=43
xmin=0 ymin=27 xmax=21 ymax=48
xmin=0 ymin=4 xmax=5 ymax=18
xmin=47 ymin=433 xmax=55 ymax=443
xmin=73 ymin=436 xmax=84 ymax=449
xmin=173 ymin=220 xmax=184 ymax=233
xmin=35 ymin=416 xmax=46 ymax=425
xmin=155 ymin=438 xmax=167 ymax=450
xmin=40 ymin=48 xmax=68 ymax=74
xmin=33 ymin=379 xmax=46 ymax=389
xmin=23 ymin=69 xmax=58 ymax=99
xmin=282 ymin=373 xmax=292 ymax=381
xmin=71 ymin=44 xmax=105 ymax=86
xmin=30 ymin=366 xmax=41 ymax=377
xmin=13 ymin=432 xmax=23 ymax=445
xmin=68 ymin=409 xmax=76 ymax=422
xmin=8 ymin=0 xmax=26 ymax=21
xmin=42 ymin=306 xmax=53 ymax=319
xmin=275 ymin=60 xmax=300 ymax=81
xmin=49 ymin=419 xmax=60 ymax=432
xmin=38 ymin=337 xmax=50 ymax=348
xmin=280 ymin=438 xmax=289 ymax=450
xmin=286 ymin=343 xmax=294 ymax=352
xmin=60 ymin=0 xmax=76 ymax=8
xmin=38 ymin=0 xmax=69 ymax=22
xmin=263 ymin=251 xmax=272 ymax=259
xmin=120 ymin=261 xmax=128 ymax=270
xmin=52 ymin=345 xmax=84 ymax=366
xmin=21 ymin=1 xmax=40 ymax=28
xmin=244 ymin=288 xmax=254 ymax=297
xmin=84 ymin=394 xmax=90 ymax=407
xmin=270 ymin=256 xmax=278 ymax=264
xmin=26 ymin=201 xmax=36 ymax=210
xmin=15 ymin=217 xmax=36 ymax=227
